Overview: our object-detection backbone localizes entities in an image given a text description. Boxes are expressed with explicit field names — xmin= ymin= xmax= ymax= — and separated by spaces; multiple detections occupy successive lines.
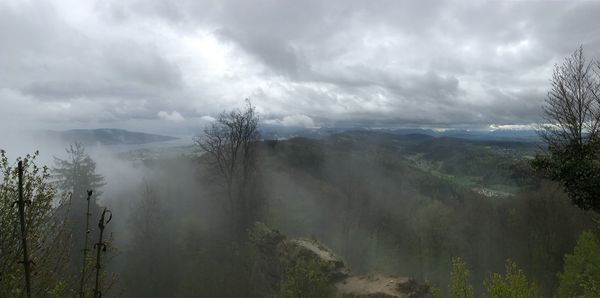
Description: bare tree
xmin=195 ymin=99 xmax=261 ymax=236
xmin=539 ymin=46 xmax=600 ymax=147
xmin=533 ymin=47 xmax=600 ymax=212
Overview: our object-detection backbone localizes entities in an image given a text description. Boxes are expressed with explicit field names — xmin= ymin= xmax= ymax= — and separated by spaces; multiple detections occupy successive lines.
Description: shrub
xmin=278 ymin=258 xmax=334 ymax=298
xmin=484 ymin=260 xmax=539 ymax=298
xmin=450 ymin=257 xmax=474 ymax=298
xmin=558 ymin=231 xmax=600 ymax=298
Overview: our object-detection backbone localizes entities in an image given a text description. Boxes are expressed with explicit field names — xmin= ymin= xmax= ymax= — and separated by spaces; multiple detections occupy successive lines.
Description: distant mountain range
xmin=259 ymin=126 xmax=540 ymax=142
xmin=388 ymin=128 xmax=540 ymax=141
xmin=39 ymin=126 xmax=538 ymax=148
xmin=42 ymin=128 xmax=178 ymax=146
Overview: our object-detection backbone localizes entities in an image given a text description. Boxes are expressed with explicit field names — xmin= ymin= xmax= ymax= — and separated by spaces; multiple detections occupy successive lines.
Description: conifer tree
xmin=53 ymin=142 xmax=106 ymax=289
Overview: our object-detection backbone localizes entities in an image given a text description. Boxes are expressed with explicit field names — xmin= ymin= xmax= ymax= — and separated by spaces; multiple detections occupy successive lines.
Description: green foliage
xmin=0 ymin=150 xmax=70 ymax=296
xmin=483 ymin=260 xmax=539 ymax=298
xmin=47 ymin=281 xmax=67 ymax=298
xmin=558 ymin=231 xmax=600 ymax=298
xmin=450 ymin=257 xmax=474 ymax=298
xmin=426 ymin=280 xmax=444 ymax=298
xmin=278 ymin=258 xmax=334 ymax=298
xmin=262 ymin=133 xmax=592 ymax=295
xmin=532 ymin=144 xmax=600 ymax=212
xmin=100 ymin=131 xmax=594 ymax=296
xmin=533 ymin=48 xmax=600 ymax=212
xmin=407 ymin=137 xmax=537 ymax=193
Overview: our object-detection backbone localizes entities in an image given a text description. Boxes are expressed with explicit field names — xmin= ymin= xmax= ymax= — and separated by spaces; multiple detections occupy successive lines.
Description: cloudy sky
xmin=1 ymin=0 xmax=600 ymax=135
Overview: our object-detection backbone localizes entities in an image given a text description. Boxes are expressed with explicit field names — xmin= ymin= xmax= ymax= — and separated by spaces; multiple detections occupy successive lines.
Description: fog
xmin=2 ymin=1 xmax=600 ymax=297
xmin=0 ymin=110 xmax=598 ymax=297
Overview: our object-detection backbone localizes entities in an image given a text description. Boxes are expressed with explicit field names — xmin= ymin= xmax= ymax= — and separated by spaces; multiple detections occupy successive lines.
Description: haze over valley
xmin=2 ymin=1 xmax=600 ymax=297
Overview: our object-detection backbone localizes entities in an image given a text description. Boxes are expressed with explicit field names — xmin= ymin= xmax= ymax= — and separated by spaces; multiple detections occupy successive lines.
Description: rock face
xmin=250 ymin=223 xmax=432 ymax=298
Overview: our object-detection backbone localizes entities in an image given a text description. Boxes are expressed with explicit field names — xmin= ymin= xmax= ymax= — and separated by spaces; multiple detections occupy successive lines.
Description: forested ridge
xmin=1 ymin=128 xmax=597 ymax=297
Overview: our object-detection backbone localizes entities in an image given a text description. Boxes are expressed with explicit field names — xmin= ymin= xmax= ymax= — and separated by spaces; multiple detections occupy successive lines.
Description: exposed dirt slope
xmin=336 ymin=275 xmax=430 ymax=298
xmin=251 ymin=223 xmax=432 ymax=298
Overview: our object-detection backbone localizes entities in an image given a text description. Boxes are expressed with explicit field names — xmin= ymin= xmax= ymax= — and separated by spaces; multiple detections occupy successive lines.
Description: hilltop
xmin=42 ymin=128 xmax=178 ymax=146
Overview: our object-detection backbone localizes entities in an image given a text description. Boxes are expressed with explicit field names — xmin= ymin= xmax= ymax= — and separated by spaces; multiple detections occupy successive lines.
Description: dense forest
xmin=1 ymin=124 xmax=599 ymax=297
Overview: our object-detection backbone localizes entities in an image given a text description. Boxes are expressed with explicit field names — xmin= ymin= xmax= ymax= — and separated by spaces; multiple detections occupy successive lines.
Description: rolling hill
xmin=43 ymin=128 xmax=178 ymax=146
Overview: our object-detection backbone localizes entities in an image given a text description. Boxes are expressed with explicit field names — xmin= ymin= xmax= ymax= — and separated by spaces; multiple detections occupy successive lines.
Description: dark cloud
xmin=216 ymin=29 xmax=305 ymax=77
xmin=1 ymin=0 xmax=600 ymax=135
xmin=103 ymin=41 xmax=183 ymax=89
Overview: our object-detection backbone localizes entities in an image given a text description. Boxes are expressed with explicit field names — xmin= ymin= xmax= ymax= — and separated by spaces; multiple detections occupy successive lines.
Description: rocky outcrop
xmin=250 ymin=223 xmax=433 ymax=298
xmin=336 ymin=275 xmax=432 ymax=298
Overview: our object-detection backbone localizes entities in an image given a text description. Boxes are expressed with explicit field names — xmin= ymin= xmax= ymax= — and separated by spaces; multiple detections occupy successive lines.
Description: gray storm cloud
xmin=1 ymin=0 xmax=599 ymax=135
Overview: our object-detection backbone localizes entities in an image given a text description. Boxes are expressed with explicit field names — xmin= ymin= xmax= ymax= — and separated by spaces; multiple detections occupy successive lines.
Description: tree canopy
xmin=533 ymin=47 xmax=600 ymax=212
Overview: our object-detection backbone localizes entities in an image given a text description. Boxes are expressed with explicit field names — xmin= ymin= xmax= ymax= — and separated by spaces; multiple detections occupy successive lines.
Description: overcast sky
xmin=1 ymin=0 xmax=600 ymax=135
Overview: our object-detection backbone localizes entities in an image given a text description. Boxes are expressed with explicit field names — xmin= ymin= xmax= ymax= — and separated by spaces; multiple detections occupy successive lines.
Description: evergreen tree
xmin=52 ymin=142 xmax=106 ymax=290
xmin=53 ymin=142 xmax=105 ymax=234
xmin=53 ymin=142 xmax=105 ymax=204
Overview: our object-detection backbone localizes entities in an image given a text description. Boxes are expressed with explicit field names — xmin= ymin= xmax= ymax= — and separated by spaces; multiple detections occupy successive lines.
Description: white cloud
xmin=158 ymin=110 xmax=184 ymax=122
xmin=281 ymin=114 xmax=316 ymax=128
xmin=489 ymin=124 xmax=536 ymax=131
xmin=265 ymin=114 xmax=316 ymax=128
xmin=200 ymin=115 xmax=216 ymax=122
